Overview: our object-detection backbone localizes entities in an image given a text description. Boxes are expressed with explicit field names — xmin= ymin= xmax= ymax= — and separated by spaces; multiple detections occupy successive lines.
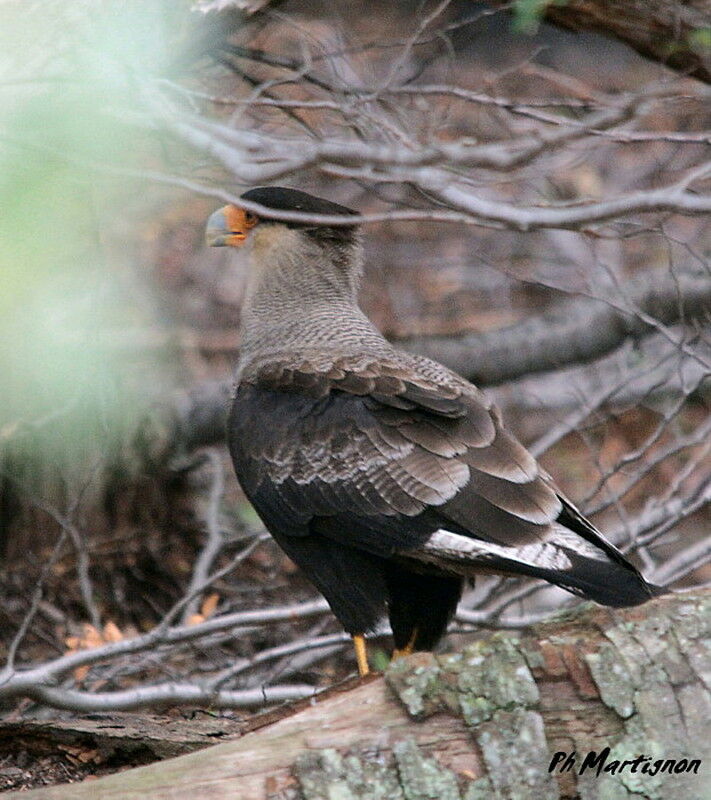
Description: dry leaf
xmin=200 ymin=593 xmax=220 ymax=619
xmin=103 ymin=621 xmax=123 ymax=642
xmin=81 ymin=624 xmax=103 ymax=649
xmin=74 ymin=665 xmax=90 ymax=682
xmin=77 ymin=748 xmax=100 ymax=764
xmin=186 ymin=613 xmax=205 ymax=626
xmin=58 ymin=744 xmax=82 ymax=755
xmin=65 ymin=621 xmax=128 ymax=682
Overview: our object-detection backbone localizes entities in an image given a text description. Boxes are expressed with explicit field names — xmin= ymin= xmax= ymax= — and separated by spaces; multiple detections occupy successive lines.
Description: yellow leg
xmin=352 ymin=634 xmax=370 ymax=677
xmin=391 ymin=628 xmax=418 ymax=661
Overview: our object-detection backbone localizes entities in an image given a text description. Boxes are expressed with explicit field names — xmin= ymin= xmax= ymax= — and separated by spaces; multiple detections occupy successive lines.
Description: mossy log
xmin=10 ymin=591 xmax=710 ymax=800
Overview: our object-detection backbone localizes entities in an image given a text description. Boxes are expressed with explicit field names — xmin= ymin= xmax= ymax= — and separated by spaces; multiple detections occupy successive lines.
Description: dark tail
xmin=549 ymin=552 xmax=665 ymax=608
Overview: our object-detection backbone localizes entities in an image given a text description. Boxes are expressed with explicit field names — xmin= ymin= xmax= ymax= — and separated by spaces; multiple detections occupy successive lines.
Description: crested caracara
xmin=206 ymin=187 xmax=661 ymax=676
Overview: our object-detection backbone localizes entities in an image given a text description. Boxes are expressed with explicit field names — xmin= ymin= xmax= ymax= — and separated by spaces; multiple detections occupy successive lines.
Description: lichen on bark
xmin=295 ymin=748 xmax=405 ymax=800
xmin=294 ymin=739 xmax=465 ymax=800
xmin=575 ymin=595 xmax=711 ymax=800
xmin=10 ymin=593 xmax=710 ymax=800
xmin=380 ymin=595 xmax=710 ymax=800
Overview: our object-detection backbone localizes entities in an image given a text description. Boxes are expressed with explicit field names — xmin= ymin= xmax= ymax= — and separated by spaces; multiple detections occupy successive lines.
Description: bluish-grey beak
xmin=205 ymin=208 xmax=231 ymax=247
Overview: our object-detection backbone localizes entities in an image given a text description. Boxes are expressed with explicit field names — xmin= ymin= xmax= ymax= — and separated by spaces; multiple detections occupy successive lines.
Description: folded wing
xmin=229 ymin=355 xmax=654 ymax=608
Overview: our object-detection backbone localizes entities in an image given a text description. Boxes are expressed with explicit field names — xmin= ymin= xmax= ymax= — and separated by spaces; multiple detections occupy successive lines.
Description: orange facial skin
xmin=224 ymin=205 xmax=259 ymax=245
xmin=205 ymin=205 xmax=259 ymax=247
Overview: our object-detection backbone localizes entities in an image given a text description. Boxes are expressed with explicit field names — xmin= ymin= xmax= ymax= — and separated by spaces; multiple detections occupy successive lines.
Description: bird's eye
xmin=244 ymin=211 xmax=258 ymax=227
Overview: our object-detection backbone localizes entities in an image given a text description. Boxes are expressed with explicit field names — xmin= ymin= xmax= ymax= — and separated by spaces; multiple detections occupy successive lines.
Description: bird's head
xmin=205 ymin=187 xmax=359 ymax=252
xmin=204 ymin=203 xmax=259 ymax=247
xmin=206 ymin=187 xmax=365 ymax=341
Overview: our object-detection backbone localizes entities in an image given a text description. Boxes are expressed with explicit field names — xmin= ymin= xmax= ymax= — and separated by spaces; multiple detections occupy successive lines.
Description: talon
xmin=391 ymin=628 xmax=418 ymax=662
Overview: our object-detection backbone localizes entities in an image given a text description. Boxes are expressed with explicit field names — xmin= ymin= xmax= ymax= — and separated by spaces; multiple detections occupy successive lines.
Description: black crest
xmin=240 ymin=186 xmax=359 ymax=245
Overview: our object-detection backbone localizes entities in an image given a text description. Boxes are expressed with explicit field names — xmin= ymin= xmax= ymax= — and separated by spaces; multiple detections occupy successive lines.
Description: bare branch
xmin=209 ymin=0 xmax=711 ymax=84
xmin=524 ymin=0 xmax=711 ymax=85
xmin=653 ymin=536 xmax=711 ymax=585
xmin=0 ymin=472 xmax=101 ymax=628
xmin=0 ymin=528 xmax=68 ymax=680
xmin=416 ymin=165 xmax=711 ymax=231
xmin=0 ymin=599 xmax=329 ymax=698
xmin=207 ymin=632 xmax=351 ymax=690
xmin=24 ymin=682 xmax=317 ymax=712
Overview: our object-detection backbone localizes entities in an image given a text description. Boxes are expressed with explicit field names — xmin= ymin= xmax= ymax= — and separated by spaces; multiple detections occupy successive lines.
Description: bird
xmin=205 ymin=186 xmax=661 ymax=676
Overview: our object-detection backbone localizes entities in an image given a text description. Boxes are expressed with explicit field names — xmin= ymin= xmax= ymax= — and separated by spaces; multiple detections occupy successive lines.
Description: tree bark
xmin=0 ymin=715 xmax=245 ymax=762
xmin=524 ymin=0 xmax=711 ymax=85
xmin=11 ymin=590 xmax=710 ymax=800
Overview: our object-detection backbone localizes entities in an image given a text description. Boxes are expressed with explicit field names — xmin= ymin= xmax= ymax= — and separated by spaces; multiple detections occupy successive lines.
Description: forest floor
xmin=0 ymin=711 xmax=242 ymax=792
xmin=0 ymin=530 xmax=363 ymax=792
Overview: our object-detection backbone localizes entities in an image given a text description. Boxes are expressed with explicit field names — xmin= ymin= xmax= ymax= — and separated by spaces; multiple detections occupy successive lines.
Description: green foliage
xmin=0 ymin=2 xmax=176 ymax=474
xmin=689 ymin=27 xmax=711 ymax=54
xmin=512 ymin=0 xmax=568 ymax=35
xmin=371 ymin=647 xmax=391 ymax=672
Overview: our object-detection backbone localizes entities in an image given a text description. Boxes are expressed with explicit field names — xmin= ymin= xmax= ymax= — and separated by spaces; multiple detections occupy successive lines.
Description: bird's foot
xmin=352 ymin=633 xmax=370 ymax=677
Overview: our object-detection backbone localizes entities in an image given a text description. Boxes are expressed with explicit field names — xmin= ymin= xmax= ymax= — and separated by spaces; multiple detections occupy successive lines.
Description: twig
xmin=207 ymin=632 xmax=351 ymax=690
xmin=0 ymin=598 xmax=329 ymax=697
xmin=0 ymin=470 xmax=101 ymax=629
xmin=0 ymin=528 xmax=68 ymax=681
xmin=652 ymin=537 xmax=711 ymax=586
xmin=181 ymin=449 xmax=228 ymax=624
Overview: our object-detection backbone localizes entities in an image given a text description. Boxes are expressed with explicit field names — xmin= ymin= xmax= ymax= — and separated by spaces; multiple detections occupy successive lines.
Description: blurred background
xmin=0 ymin=1 xmax=709 ymax=779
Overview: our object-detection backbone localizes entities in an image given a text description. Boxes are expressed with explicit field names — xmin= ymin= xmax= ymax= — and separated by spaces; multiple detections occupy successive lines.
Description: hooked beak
xmin=205 ymin=205 xmax=258 ymax=247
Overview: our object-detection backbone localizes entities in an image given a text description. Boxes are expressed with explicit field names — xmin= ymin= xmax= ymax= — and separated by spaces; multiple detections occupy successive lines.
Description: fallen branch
xmin=20 ymin=682 xmax=316 ymax=713
xmin=12 ymin=590 xmax=710 ymax=800
xmin=398 ymin=264 xmax=711 ymax=384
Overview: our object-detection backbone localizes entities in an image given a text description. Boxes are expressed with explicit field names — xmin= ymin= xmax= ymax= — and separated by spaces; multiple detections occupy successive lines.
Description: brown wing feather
xmin=466 ymin=468 xmax=561 ymax=525
xmin=464 ymin=426 xmax=538 ymax=483
xmin=231 ymin=356 xmax=560 ymax=541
